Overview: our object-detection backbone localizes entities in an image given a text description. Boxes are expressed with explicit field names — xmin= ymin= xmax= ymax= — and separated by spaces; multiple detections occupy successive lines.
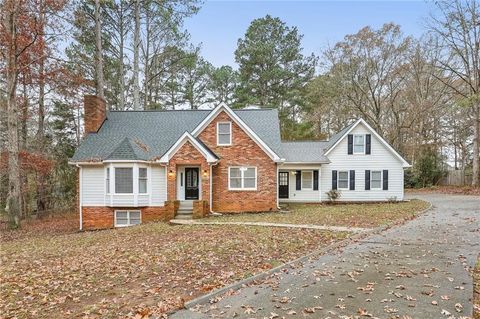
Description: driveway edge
xmin=179 ymin=199 xmax=433 ymax=311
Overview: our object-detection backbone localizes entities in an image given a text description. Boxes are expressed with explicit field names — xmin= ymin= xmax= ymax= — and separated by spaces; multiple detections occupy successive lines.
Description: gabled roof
xmin=191 ymin=103 xmax=282 ymax=161
xmin=324 ymin=118 xmax=411 ymax=167
xmin=158 ymin=132 xmax=218 ymax=163
xmin=70 ymin=107 xmax=283 ymax=163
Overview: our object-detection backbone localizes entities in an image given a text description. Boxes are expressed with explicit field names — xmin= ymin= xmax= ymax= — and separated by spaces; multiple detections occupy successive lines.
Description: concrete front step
xmin=177 ymin=209 xmax=193 ymax=215
xmin=174 ymin=214 xmax=193 ymax=220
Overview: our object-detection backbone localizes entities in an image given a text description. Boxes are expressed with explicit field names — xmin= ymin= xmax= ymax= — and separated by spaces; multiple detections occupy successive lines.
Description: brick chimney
xmin=84 ymin=95 xmax=106 ymax=134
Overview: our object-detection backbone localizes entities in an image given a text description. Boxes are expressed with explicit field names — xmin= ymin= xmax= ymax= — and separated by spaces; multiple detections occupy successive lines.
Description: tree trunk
xmin=94 ymin=0 xmax=105 ymax=99
xmin=5 ymin=0 xmax=22 ymax=228
xmin=133 ymin=0 xmax=140 ymax=110
xmin=472 ymin=103 xmax=480 ymax=187
xmin=36 ymin=5 xmax=47 ymax=218
xmin=118 ymin=1 xmax=125 ymax=110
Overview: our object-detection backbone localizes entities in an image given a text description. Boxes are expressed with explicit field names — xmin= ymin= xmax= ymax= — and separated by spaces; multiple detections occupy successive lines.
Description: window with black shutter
xmin=313 ymin=170 xmax=319 ymax=190
xmin=349 ymin=170 xmax=355 ymax=190
xmin=365 ymin=170 xmax=370 ymax=190
xmin=383 ymin=170 xmax=389 ymax=190
xmin=366 ymin=134 xmax=371 ymax=154
xmin=295 ymin=170 xmax=301 ymax=190
xmin=332 ymin=170 xmax=337 ymax=190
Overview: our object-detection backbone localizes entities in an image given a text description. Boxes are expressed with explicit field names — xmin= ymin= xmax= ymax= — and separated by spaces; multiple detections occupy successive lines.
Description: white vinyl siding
xmin=81 ymin=166 xmax=105 ymax=205
xmin=217 ymin=122 xmax=232 ymax=146
xmin=114 ymin=210 xmax=141 ymax=227
xmin=150 ymin=166 xmax=167 ymax=206
xmin=279 ymin=167 xmax=321 ymax=203
xmin=228 ymin=167 xmax=257 ymax=190
xmin=321 ymin=123 xmax=404 ymax=201
xmin=82 ymin=164 xmax=166 ymax=207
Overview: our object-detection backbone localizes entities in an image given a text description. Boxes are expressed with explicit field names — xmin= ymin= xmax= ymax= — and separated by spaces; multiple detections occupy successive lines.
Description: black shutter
xmin=313 ymin=170 xmax=319 ymax=190
xmin=350 ymin=170 xmax=355 ymax=190
xmin=296 ymin=170 xmax=301 ymax=190
xmin=383 ymin=170 xmax=389 ymax=190
xmin=366 ymin=134 xmax=371 ymax=154
xmin=365 ymin=170 xmax=370 ymax=190
xmin=347 ymin=134 xmax=353 ymax=154
xmin=332 ymin=170 xmax=337 ymax=190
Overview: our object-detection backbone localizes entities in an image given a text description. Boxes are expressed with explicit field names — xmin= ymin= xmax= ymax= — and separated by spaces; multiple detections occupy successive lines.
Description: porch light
xmin=203 ymin=170 xmax=208 ymax=177
xmin=169 ymin=170 xmax=174 ymax=177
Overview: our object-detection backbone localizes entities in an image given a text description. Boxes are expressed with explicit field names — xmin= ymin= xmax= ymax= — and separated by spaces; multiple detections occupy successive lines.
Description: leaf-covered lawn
xmin=206 ymin=199 xmax=430 ymax=228
xmin=0 ymin=222 xmax=349 ymax=318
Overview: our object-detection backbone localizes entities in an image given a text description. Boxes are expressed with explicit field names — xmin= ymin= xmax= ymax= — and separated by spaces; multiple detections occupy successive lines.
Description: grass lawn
xmin=0 ymin=220 xmax=349 ymax=318
xmin=206 ymin=199 xmax=430 ymax=228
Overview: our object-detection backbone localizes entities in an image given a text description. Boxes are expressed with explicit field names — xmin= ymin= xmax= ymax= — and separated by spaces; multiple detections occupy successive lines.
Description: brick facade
xmin=198 ymin=111 xmax=278 ymax=213
xmin=167 ymin=141 xmax=211 ymax=211
xmin=83 ymin=95 xmax=106 ymax=134
xmin=82 ymin=204 xmax=176 ymax=230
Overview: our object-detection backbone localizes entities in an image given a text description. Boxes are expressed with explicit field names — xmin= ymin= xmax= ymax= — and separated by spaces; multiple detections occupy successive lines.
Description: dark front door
xmin=279 ymin=172 xmax=289 ymax=199
xmin=185 ymin=168 xmax=199 ymax=200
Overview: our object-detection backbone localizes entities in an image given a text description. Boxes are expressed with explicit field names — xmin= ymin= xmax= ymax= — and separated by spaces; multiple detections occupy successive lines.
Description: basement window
xmin=115 ymin=210 xmax=141 ymax=227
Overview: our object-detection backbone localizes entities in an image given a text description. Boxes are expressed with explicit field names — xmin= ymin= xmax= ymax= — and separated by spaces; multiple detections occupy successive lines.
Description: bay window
xmin=115 ymin=168 xmax=133 ymax=193
xmin=139 ymin=168 xmax=147 ymax=193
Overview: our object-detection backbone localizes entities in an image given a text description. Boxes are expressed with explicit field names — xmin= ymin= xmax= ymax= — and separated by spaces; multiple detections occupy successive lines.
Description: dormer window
xmin=217 ymin=122 xmax=232 ymax=146
xmin=353 ymin=134 xmax=365 ymax=154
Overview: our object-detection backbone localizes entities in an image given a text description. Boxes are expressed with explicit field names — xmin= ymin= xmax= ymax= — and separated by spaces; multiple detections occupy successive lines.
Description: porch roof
xmin=281 ymin=141 xmax=330 ymax=163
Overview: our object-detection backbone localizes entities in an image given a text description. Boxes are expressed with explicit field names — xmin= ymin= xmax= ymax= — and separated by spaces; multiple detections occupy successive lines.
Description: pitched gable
xmin=192 ymin=103 xmax=282 ymax=162
xmin=324 ymin=118 xmax=410 ymax=167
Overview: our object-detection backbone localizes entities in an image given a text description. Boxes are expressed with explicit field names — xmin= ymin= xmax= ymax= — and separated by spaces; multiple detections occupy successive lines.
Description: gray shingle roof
xmin=280 ymin=141 xmax=330 ymax=163
xmin=71 ymin=108 xmax=283 ymax=162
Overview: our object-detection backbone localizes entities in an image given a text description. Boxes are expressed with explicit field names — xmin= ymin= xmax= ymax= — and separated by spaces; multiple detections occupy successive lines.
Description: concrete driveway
xmin=170 ymin=194 xmax=479 ymax=319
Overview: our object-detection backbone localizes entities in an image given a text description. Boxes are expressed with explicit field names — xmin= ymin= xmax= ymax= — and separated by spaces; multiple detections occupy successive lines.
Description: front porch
xmin=278 ymin=165 xmax=322 ymax=203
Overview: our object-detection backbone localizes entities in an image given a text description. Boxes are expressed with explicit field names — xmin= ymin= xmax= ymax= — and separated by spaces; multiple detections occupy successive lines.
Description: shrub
xmin=326 ymin=189 xmax=341 ymax=202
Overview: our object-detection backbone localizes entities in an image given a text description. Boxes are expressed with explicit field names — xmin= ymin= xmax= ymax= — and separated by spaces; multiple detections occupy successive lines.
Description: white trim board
xmin=324 ymin=118 xmax=411 ymax=168
xmin=158 ymin=131 xmax=218 ymax=164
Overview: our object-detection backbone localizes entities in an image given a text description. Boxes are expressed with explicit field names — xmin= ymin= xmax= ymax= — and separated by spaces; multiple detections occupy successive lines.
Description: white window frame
xmin=109 ymin=164 xmax=149 ymax=195
xmin=228 ymin=166 xmax=257 ymax=191
xmin=353 ymin=134 xmax=366 ymax=154
xmin=337 ymin=170 xmax=350 ymax=190
xmin=301 ymin=171 xmax=313 ymax=190
xmin=114 ymin=166 xmax=134 ymax=194
xmin=106 ymin=167 xmax=111 ymax=194
xmin=217 ymin=122 xmax=232 ymax=146
xmin=138 ymin=167 xmax=148 ymax=194
xmin=114 ymin=210 xmax=142 ymax=227
xmin=371 ymin=170 xmax=383 ymax=190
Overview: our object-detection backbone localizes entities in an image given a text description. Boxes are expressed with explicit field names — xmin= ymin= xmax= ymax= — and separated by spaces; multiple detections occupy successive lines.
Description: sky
xmin=184 ymin=0 xmax=436 ymax=67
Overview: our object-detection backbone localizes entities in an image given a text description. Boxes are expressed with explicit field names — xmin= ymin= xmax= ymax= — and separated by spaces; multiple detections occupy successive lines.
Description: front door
xmin=279 ymin=172 xmax=289 ymax=199
xmin=185 ymin=168 xmax=199 ymax=200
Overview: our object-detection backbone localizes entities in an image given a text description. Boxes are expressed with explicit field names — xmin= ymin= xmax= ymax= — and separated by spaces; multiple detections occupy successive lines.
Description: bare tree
xmin=94 ymin=0 xmax=105 ymax=99
xmin=133 ymin=0 xmax=140 ymax=110
xmin=429 ymin=0 xmax=480 ymax=186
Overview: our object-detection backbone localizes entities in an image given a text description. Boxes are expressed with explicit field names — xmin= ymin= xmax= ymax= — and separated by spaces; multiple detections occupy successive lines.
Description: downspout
xmin=209 ymin=161 xmax=219 ymax=214
xmin=76 ymin=164 xmax=83 ymax=231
